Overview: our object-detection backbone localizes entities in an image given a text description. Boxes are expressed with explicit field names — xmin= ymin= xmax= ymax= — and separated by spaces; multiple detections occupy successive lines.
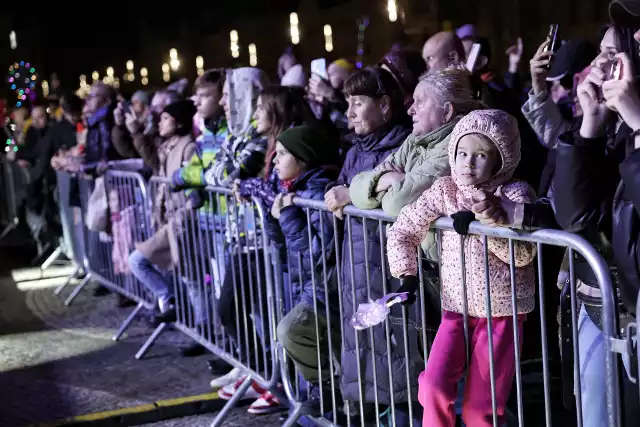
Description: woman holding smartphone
xmin=532 ymin=11 xmax=640 ymax=427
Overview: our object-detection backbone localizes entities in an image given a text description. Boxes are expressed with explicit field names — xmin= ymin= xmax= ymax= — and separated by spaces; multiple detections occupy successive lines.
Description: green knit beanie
xmin=277 ymin=125 xmax=339 ymax=168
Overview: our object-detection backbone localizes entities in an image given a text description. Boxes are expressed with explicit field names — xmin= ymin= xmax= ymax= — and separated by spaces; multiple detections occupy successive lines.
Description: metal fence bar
xmin=51 ymin=171 xmax=625 ymax=427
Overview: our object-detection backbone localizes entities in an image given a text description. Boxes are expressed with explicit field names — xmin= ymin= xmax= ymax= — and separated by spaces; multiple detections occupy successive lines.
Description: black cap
xmin=547 ymin=39 xmax=596 ymax=82
xmin=610 ymin=0 xmax=640 ymax=26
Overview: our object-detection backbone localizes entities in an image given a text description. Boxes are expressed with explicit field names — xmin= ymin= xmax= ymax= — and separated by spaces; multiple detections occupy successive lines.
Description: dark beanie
xmin=163 ymin=100 xmax=196 ymax=135
xmin=277 ymin=125 xmax=339 ymax=168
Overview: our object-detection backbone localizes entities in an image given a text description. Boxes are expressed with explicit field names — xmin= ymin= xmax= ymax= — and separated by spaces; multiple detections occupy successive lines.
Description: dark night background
xmin=0 ymin=0 xmax=614 ymax=95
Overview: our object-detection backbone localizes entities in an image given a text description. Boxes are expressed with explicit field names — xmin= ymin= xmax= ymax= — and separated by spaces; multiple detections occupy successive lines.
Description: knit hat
xmin=448 ymin=109 xmax=521 ymax=192
xmin=547 ymin=39 xmax=596 ymax=83
xmin=610 ymin=0 xmax=640 ymax=25
xmin=277 ymin=125 xmax=339 ymax=168
xmin=332 ymin=59 xmax=356 ymax=74
xmin=163 ymin=100 xmax=197 ymax=135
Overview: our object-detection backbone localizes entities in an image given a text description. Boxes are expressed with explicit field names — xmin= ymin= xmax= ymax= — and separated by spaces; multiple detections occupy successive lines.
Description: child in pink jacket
xmin=387 ymin=109 xmax=536 ymax=427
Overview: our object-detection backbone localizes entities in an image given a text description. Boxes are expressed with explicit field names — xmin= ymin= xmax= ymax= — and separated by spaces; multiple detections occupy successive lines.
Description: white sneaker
xmin=218 ymin=376 xmax=265 ymax=401
xmin=210 ymin=367 xmax=243 ymax=390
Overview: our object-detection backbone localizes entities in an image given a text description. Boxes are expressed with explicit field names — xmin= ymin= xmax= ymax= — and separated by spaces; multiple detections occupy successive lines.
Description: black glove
xmin=396 ymin=275 xmax=419 ymax=306
xmin=451 ymin=210 xmax=476 ymax=235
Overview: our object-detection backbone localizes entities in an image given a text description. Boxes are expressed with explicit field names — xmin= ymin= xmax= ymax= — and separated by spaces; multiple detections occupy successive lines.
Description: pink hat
xmin=448 ymin=109 xmax=521 ymax=191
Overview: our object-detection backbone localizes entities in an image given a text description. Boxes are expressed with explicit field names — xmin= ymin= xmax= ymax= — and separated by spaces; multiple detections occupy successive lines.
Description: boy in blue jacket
xmin=270 ymin=125 xmax=342 ymax=399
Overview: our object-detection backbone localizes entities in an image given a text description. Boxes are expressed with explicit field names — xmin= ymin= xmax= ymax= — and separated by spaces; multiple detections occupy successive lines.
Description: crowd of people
xmin=4 ymin=0 xmax=640 ymax=426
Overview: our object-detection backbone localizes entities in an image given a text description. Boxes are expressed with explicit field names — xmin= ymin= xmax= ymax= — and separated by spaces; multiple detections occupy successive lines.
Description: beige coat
xmin=136 ymin=134 xmax=195 ymax=269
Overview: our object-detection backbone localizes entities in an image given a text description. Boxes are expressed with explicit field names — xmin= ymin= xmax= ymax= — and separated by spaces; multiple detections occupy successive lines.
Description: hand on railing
xmin=325 ymin=185 xmax=351 ymax=219
xmin=451 ymin=211 xmax=476 ymax=235
xmin=271 ymin=193 xmax=294 ymax=219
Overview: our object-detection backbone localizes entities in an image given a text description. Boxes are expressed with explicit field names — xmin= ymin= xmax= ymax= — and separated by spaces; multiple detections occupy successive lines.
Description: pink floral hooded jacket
xmin=387 ymin=109 xmax=536 ymax=318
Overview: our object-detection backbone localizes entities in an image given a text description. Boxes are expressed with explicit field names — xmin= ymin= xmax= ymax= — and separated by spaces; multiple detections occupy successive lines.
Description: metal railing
xmin=275 ymin=198 xmax=621 ymax=427
xmin=48 ymin=170 xmax=626 ymax=427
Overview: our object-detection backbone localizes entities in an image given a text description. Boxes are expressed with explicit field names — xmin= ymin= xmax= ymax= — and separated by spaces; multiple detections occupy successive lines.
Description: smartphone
xmin=602 ymin=58 xmax=622 ymax=81
xmin=121 ymin=100 xmax=132 ymax=113
xmin=311 ymin=58 xmax=328 ymax=80
xmin=543 ymin=24 xmax=560 ymax=69
xmin=465 ymin=43 xmax=482 ymax=73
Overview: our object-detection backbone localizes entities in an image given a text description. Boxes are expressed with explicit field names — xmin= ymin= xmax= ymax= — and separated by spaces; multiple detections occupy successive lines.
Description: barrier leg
xmin=64 ymin=274 xmax=91 ymax=306
xmin=0 ymin=220 xmax=17 ymax=241
xmin=112 ymin=302 xmax=145 ymax=342
xmin=135 ymin=322 xmax=168 ymax=360
xmin=54 ymin=267 xmax=79 ymax=296
xmin=211 ymin=375 xmax=253 ymax=427
xmin=280 ymin=403 xmax=303 ymax=427
xmin=40 ymin=246 xmax=64 ymax=270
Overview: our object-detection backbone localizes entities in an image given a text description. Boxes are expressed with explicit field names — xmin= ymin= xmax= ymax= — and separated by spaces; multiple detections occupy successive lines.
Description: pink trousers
xmin=419 ymin=310 xmax=524 ymax=427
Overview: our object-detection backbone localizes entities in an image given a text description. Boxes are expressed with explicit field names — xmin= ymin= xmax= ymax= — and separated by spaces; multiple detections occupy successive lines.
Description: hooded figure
xmin=388 ymin=109 xmax=537 ymax=318
xmin=387 ymin=109 xmax=537 ymax=427
xmin=204 ymin=67 xmax=270 ymax=187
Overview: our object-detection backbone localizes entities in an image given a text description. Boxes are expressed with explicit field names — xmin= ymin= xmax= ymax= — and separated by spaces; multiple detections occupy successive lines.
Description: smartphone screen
xmin=465 ymin=43 xmax=482 ymax=73
xmin=311 ymin=58 xmax=328 ymax=80
xmin=542 ymin=25 xmax=559 ymax=70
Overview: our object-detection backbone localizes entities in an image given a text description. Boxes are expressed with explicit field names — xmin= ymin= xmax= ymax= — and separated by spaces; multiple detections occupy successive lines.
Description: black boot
xmin=93 ymin=285 xmax=110 ymax=297
xmin=180 ymin=342 xmax=207 ymax=357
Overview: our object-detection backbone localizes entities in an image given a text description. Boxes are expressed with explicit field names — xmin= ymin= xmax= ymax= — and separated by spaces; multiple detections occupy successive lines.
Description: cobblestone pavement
xmin=138 ymin=409 xmax=284 ymax=426
xmin=0 ymin=266 xmax=222 ymax=426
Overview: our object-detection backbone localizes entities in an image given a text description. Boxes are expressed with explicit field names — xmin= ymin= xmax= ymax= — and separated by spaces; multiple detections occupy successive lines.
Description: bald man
xmin=421 ymin=31 xmax=466 ymax=71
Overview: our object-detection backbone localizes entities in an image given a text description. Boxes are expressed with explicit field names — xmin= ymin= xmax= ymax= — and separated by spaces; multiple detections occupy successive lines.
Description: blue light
xmin=19 ymin=61 xmax=24 ymax=66
xmin=10 ymin=84 xmax=16 ymax=90
xmin=16 ymin=101 xmax=22 ymax=107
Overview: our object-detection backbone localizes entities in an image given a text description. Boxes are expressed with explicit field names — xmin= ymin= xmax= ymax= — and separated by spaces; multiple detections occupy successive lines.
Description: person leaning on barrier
xmin=513 ymin=8 xmax=640 ymax=426
xmin=266 ymin=125 xmax=341 ymax=414
xmin=234 ymin=85 xmax=324 ymax=208
xmin=170 ymin=69 xmax=228 ymax=210
xmin=210 ymin=86 xmax=323 ymax=396
xmin=170 ymin=68 xmax=268 ymax=359
xmin=387 ymin=109 xmax=536 ymax=427
xmin=127 ymin=100 xmax=197 ymax=324
xmin=324 ymin=67 xmax=420 ymax=424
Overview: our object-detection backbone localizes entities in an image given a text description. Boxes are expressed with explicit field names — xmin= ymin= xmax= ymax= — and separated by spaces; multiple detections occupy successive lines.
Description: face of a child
xmin=454 ymin=134 xmax=500 ymax=186
xmin=274 ymin=141 xmax=306 ymax=181
xmin=158 ymin=112 xmax=177 ymax=138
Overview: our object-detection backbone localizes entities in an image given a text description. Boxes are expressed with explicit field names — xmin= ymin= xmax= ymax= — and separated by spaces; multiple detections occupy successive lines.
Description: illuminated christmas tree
xmin=7 ymin=61 xmax=37 ymax=108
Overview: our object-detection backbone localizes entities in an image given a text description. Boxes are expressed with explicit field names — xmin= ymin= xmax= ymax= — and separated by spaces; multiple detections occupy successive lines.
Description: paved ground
xmin=0 ymin=239 xmax=578 ymax=427
xmin=0 ymin=239 xmax=282 ymax=426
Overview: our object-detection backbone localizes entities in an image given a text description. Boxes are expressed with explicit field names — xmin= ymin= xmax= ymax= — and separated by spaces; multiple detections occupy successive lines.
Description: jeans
xmin=128 ymin=249 xmax=173 ymax=299
xmin=577 ymin=305 xmax=607 ymax=427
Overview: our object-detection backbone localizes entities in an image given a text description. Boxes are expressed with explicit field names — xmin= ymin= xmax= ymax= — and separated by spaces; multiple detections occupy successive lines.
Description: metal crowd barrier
xmin=0 ymin=155 xmax=19 ymax=241
xmin=135 ymin=178 xmax=279 ymax=427
xmin=275 ymin=199 xmax=621 ymax=427
xmin=54 ymin=169 xmax=156 ymax=342
xmin=49 ymin=169 xmax=625 ymax=427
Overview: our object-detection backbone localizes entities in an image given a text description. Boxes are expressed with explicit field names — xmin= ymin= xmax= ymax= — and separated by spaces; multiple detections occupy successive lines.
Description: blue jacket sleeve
xmin=278 ymin=203 xmax=334 ymax=257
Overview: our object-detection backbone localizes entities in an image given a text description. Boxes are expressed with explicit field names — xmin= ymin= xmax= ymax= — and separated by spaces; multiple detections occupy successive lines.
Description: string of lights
xmin=70 ymin=6 xmax=404 ymax=92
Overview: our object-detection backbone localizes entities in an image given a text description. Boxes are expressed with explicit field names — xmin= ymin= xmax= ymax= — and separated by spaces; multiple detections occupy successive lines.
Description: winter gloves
xmin=396 ymin=275 xmax=419 ymax=306
xmin=451 ymin=210 xmax=476 ymax=235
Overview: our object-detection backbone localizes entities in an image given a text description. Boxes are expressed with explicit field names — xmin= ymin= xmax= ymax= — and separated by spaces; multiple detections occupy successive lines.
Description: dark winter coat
xmin=265 ymin=167 xmax=339 ymax=308
xmin=333 ymin=121 xmax=421 ymax=405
